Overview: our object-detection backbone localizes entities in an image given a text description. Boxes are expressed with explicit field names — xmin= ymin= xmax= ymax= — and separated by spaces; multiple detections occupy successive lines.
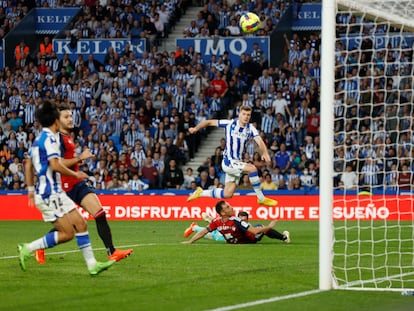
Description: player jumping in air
xmin=187 ymin=105 xmax=277 ymax=206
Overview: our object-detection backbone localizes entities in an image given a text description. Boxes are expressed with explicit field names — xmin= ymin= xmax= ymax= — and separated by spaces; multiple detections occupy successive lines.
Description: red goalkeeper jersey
xmin=207 ymin=216 xmax=256 ymax=244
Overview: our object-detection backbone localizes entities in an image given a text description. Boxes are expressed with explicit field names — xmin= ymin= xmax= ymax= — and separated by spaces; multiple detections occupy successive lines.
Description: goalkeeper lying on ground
xmin=182 ymin=201 xmax=291 ymax=244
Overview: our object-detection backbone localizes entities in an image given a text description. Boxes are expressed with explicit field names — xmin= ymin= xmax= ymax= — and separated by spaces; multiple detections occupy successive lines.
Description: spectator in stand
xmin=183 ymin=20 xmax=199 ymax=37
xmin=181 ymin=167 xmax=195 ymax=190
xmin=251 ymin=42 xmax=267 ymax=71
xmin=210 ymin=146 xmax=223 ymax=170
xmin=127 ymin=174 xmax=149 ymax=191
xmin=197 ymin=170 xmax=213 ymax=190
xmin=175 ymin=47 xmax=191 ymax=67
xmin=173 ymin=131 xmax=189 ymax=165
xmin=258 ymin=69 xmax=273 ymax=94
xmin=106 ymin=173 xmax=124 ymax=190
xmin=129 ymin=19 xmax=143 ymax=46
xmin=157 ymin=4 xmax=171 ymax=35
xmin=385 ymin=163 xmax=398 ymax=191
xmin=261 ymin=172 xmax=277 ymax=190
xmin=210 ymin=70 xmax=228 ymax=100
xmin=272 ymin=90 xmax=291 ymax=123
xmin=141 ymin=156 xmax=159 ymax=189
xmin=285 ymin=166 xmax=299 ymax=186
xmin=208 ymin=91 xmax=223 ymax=118
xmin=127 ymin=157 xmax=140 ymax=178
xmin=207 ymin=165 xmax=219 ymax=183
xmin=0 ymin=176 xmax=6 ymax=190
xmin=3 ymin=168 xmax=12 ymax=189
xmin=152 ymin=13 xmax=165 ymax=44
xmin=339 ymin=163 xmax=358 ymax=191
xmin=397 ymin=163 xmax=413 ymax=192
xmin=14 ymin=40 xmax=29 ymax=69
xmin=186 ymin=69 xmax=209 ymax=100
xmin=163 ymin=159 xmax=184 ymax=189
xmin=274 ymin=143 xmax=291 ymax=175
xmin=226 ymin=18 xmax=241 ymax=36
xmin=306 ymin=107 xmax=320 ymax=140
xmin=270 ymin=166 xmax=283 ymax=188
xmin=294 ymin=162 xmax=308 ymax=186
xmin=359 ymin=157 xmax=381 ymax=191
xmin=261 ymin=107 xmax=276 ymax=141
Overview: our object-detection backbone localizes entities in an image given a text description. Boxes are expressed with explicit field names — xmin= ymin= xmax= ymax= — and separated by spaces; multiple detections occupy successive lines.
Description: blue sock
xmin=44 ymin=231 xmax=58 ymax=248
xmin=75 ymin=232 xmax=91 ymax=249
xmin=249 ymin=171 xmax=265 ymax=201
xmin=212 ymin=188 xmax=224 ymax=198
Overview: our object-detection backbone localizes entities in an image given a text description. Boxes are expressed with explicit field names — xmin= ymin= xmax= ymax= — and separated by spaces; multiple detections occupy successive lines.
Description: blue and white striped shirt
xmin=261 ymin=114 xmax=275 ymax=134
xmin=361 ymin=163 xmax=380 ymax=186
xmin=24 ymin=103 xmax=36 ymax=125
xmin=29 ymin=128 xmax=62 ymax=200
xmin=218 ymin=119 xmax=259 ymax=161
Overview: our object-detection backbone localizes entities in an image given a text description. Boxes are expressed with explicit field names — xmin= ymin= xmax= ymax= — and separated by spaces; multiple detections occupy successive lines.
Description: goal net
xmin=323 ymin=0 xmax=414 ymax=291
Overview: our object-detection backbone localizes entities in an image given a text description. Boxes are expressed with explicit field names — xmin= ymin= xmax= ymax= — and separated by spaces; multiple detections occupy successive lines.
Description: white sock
xmin=75 ymin=232 xmax=97 ymax=269
xmin=26 ymin=238 xmax=47 ymax=252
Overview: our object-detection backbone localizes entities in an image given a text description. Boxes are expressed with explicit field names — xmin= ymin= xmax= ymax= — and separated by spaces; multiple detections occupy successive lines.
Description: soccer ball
xmin=239 ymin=12 xmax=260 ymax=34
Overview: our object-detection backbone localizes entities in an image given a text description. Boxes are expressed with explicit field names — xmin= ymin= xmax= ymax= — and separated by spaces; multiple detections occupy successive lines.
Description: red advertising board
xmin=0 ymin=193 xmax=413 ymax=221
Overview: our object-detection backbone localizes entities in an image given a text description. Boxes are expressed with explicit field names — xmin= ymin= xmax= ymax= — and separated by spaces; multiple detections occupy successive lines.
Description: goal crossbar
xmin=337 ymin=0 xmax=414 ymax=31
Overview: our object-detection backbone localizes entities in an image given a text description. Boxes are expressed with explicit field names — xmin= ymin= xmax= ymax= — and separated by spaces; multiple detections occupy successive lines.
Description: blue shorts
xmin=66 ymin=180 xmax=95 ymax=205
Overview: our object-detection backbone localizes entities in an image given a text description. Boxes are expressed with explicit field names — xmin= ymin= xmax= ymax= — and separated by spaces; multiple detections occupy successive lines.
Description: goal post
xmin=319 ymin=0 xmax=336 ymax=291
xmin=320 ymin=0 xmax=414 ymax=291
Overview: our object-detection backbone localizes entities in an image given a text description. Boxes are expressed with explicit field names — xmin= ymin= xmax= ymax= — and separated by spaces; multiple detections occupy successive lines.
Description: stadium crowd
xmin=0 ymin=0 xmax=411 ymax=193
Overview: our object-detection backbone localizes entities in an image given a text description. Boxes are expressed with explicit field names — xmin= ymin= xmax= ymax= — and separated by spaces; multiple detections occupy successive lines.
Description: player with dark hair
xmin=34 ymin=104 xmax=133 ymax=264
xmin=182 ymin=200 xmax=290 ymax=244
xmin=187 ymin=105 xmax=277 ymax=206
xmin=19 ymin=101 xmax=115 ymax=275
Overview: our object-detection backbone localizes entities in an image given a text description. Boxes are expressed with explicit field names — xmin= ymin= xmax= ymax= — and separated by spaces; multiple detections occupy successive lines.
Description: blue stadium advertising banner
xmin=176 ymin=37 xmax=270 ymax=68
xmin=291 ymin=3 xmax=321 ymax=31
xmin=36 ymin=8 xmax=80 ymax=34
xmin=341 ymin=33 xmax=414 ymax=50
xmin=53 ymin=39 xmax=146 ymax=63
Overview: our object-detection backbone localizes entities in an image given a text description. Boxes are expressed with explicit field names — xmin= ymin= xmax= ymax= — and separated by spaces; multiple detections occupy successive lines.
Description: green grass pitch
xmin=0 ymin=220 xmax=413 ymax=311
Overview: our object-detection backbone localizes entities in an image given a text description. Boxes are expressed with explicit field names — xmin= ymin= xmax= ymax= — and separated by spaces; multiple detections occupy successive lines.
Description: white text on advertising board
xmin=54 ymin=40 xmax=145 ymax=56
xmin=297 ymin=11 xmax=320 ymax=19
xmin=193 ymin=38 xmax=248 ymax=56
xmin=37 ymin=15 xmax=72 ymax=23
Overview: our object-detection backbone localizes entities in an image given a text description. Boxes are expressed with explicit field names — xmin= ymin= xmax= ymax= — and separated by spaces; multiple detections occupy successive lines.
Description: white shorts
xmin=35 ymin=192 xmax=77 ymax=222
xmin=222 ymin=158 xmax=247 ymax=184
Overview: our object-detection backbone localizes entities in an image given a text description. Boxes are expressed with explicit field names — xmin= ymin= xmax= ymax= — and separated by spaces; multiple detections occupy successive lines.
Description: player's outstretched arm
xmin=254 ymin=136 xmax=272 ymax=164
xmin=181 ymin=228 xmax=209 ymax=244
xmin=189 ymin=119 xmax=218 ymax=134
